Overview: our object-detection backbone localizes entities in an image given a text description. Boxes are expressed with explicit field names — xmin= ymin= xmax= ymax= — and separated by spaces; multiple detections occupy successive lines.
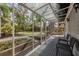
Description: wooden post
xmin=32 ymin=13 xmax=34 ymax=49
xmin=40 ymin=18 xmax=42 ymax=44
xmin=64 ymin=3 xmax=74 ymax=37
xmin=11 ymin=4 xmax=15 ymax=56
xmin=0 ymin=17 xmax=1 ymax=38
xmin=0 ymin=9 xmax=3 ymax=38
xmin=45 ymin=21 xmax=47 ymax=44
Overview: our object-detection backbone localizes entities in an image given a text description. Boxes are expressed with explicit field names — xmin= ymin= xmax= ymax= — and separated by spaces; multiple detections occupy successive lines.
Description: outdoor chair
xmin=56 ymin=36 xmax=76 ymax=56
xmin=58 ymin=34 xmax=70 ymax=45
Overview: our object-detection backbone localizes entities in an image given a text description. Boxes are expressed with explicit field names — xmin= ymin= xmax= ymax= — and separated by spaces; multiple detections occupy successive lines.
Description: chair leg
xmin=56 ymin=44 xmax=58 ymax=56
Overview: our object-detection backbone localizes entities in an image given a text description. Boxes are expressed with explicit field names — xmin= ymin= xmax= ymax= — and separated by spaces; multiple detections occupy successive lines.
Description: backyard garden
xmin=0 ymin=3 xmax=48 ymax=56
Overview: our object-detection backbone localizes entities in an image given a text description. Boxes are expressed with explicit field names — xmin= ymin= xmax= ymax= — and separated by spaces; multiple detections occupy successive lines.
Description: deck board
xmin=30 ymin=35 xmax=72 ymax=56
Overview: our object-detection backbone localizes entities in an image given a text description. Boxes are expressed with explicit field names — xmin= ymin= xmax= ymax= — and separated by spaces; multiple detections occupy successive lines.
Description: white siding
xmin=68 ymin=7 xmax=79 ymax=41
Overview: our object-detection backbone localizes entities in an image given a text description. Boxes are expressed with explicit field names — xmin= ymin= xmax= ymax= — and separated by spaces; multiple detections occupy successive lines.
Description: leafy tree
xmin=0 ymin=4 xmax=12 ymax=36
xmin=1 ymin=23 xmax=12 ymax=36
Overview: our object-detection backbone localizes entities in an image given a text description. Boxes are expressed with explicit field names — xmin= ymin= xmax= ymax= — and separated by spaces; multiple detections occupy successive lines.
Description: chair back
xmin=66 ymin=34 xmax=70 ymax=40
xmin=70 ymin=36 xmax=76 ymax=48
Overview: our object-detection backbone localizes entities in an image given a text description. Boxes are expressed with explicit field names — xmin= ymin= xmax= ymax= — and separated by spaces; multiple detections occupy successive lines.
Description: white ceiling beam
xmin=58 ymin=13 xmax=66 ymax=17
xmin=58 ymin=17 xmax=65 ymax=20
xmin=49 ymin=3 xmax=58 ymax=20
xmin=55 ymin=6 xmax=69 ymax=13
xmin=19 ymin=3 xmax=47 ymax=20
xmin=44 ymin=13 xmax=53 ymax=16
xmin=42 ymin=6 xmax=49 ymax=15
xmin=65 ymin=3 xmax=74 ymax=21
xmin=44 ymin=6 xmax=69 ymax=17
xmin=35 ymin=4 xmax=49 ymax=11
xmin=46 ymin=17 xmax=53 ymax=19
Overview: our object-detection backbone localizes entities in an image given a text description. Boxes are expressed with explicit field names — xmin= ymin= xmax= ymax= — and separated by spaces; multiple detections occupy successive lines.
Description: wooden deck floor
xmin=29 ymin=35 xmax=72 ymax=56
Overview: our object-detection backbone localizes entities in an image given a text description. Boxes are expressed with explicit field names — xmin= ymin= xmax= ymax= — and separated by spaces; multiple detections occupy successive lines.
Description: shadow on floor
xmin=39 ymin=37 xmax=58 ymax=56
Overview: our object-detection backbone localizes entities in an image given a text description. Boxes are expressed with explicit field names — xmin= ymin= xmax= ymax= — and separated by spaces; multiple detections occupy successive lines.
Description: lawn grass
xmin=16 ymin=32 xmax=41 ymax=36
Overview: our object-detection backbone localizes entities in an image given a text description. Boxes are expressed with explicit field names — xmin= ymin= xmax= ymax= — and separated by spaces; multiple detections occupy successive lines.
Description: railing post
xmin=64 ymin=20 xmax=66 ymax=38
xmin=40 ymin=18 xmax=42 ymax=44
xmin=0 ymin=17 xmax=1 ymax=38
xmin=11 ymin=4 xmax=15 ymax=56
xmin=32 ymin=13 xmax=34 ymax=49
xmin=45 ymin=21 xmax=47 ymax=44
xmin=0 ymin=9 xmax=3 ymax=38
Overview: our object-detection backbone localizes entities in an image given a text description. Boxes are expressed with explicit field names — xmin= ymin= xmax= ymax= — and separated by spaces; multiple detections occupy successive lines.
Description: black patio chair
xmin=58 ymin=34 xmax=70 ymax=45
xmin=56 ymin=36 xmax=76 ymax=56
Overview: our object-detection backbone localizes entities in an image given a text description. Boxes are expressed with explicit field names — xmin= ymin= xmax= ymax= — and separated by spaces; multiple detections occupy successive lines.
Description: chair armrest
xmin=58 ymin=39 xmax=69 ymax=42
xmin=58 ymin=38 xmax=70 ymax=45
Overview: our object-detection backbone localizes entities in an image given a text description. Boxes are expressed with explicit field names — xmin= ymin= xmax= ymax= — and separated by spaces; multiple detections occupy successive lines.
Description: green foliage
xmin=0 ymin=4 xmax=12 ymax=36
xmin=15 ymin=9 xmax=28 ymax=32
xmin=0 ymin=40 xmax=12 ymax=51
xmin=36 ymin=15 xmax=41 ymax=22
xmin=0 ymin=4 xmax=42 ymax=35
xmin=1 ymin=23 xmax=12 ymax=34
xmin=33 ymin=15 xmax=42 ymax=31
xmin=0 ymin=38 xmax=32 ymax=51
xmin=0 ymin=4 xmax=10 ymax=17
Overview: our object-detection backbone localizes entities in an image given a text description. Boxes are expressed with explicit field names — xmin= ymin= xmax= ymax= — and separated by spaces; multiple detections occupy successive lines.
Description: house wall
xmin=68 ymin=7 xmax=79 ymax=41
xmin=68 ymin=6 xmax=79 ymax=55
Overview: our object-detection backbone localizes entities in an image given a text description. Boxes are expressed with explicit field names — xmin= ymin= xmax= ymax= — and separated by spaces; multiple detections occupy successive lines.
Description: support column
xmin=64 ymin=3 xmax=74 ymax=37
xmin=12 ymin=4 xmax=15 ymax=56
xmin=40 ymin=18 xmax=42 ymax=44
xmin=43 ymin=22 xmax=46 ymax=40
xmin=32 ymin=13 xmax=34 ymax=49
xmin=45 ymin=21 xmax=47 ymax=44
xmin=0 ymin=9 xmax=3 ymax=38
xmin=0 ymin=17 xmax=1 ymax=38
xmin=47 ymin=21 xmax=49 ymax=36
xmin=64 ymin=19 xmax=68 ymax=38
xmin=43 ymin=21 xmax=46 ymax=42
xmin=63 ymin=21 xmax=66 ymax=37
